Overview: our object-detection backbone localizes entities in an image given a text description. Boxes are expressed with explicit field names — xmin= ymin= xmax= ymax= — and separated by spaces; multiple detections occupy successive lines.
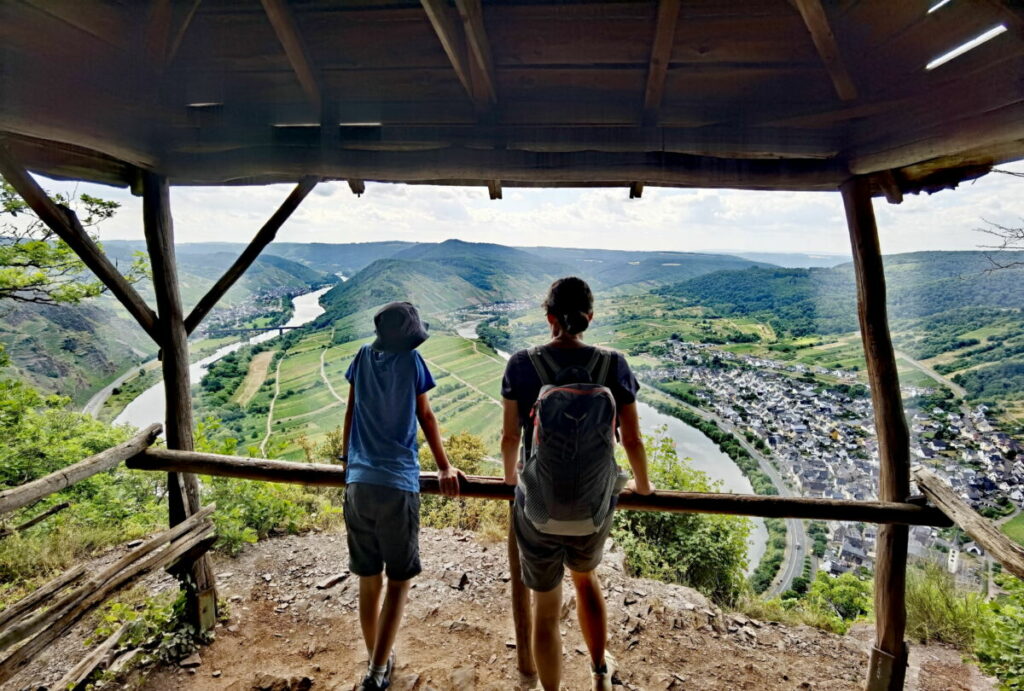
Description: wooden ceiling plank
xmin=629 ymin=181 xmax=644 ymax=198
xmin=455 ymin=0 xmax=497 ymax=107
xmin=19 ymin=0 xmax=130 ymax=51
xmin=167 ymin=0 xmax=203 ymax=68
xmin=792 ymin=0 xmax=858 ymax=101
xmin=260 ymin=0 xmax=323 ymax=113
xmin=144 ymin=0 xmax=173 ymax=70
xmin=643 ymin=0 xmax=682 ymax=125
xmin=348 ymin=179 xmax=366 ymax=196
xmin=487 ymin=180 xmax=502 ymax=200
xmin=420 ymin=0 xmax=476 ymax=106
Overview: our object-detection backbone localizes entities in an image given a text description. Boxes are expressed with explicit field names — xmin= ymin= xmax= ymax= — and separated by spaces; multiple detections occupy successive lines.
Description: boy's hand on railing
xmin=503 ymin=470 xmax=517 ymax=486
xmin=626 ymin=478 xmax=655 ymax=496
xmin=438 ymin=466 xmax=467 ymax=497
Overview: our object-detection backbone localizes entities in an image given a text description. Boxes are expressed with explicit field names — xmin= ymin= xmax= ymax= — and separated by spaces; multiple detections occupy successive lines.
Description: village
xmin=643 ymin=339 xmax=1024 ymax=586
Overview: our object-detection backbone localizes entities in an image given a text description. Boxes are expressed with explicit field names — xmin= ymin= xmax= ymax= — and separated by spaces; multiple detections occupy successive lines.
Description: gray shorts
xmin=344 ymin=483 xmax=421 ymax=581
xmin=513 ymin=501 xmax=614 ymax=592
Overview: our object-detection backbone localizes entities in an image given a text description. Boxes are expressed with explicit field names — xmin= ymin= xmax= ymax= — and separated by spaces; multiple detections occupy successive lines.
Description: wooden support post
xmin=841 ymin=176 xmax=910 ymax=691
xmin=507 ymin=503 xmax=536 ymax=680
xmin=141 ymin=172 xmax=216 ymax=632
xmin=184 ymin=176 xmax=319 ymax=334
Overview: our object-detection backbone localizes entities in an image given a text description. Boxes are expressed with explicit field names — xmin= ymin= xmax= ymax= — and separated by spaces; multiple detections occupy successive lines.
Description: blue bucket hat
xmin=372 ymin=301 xmax=430 ymax=353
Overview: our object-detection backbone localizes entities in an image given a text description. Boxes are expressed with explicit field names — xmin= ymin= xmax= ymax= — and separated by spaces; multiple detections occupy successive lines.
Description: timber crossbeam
xmin=128 ymin=448 xmax=952 ymax=527
xmin=913 ymin=466 xmax=1024 ymax=580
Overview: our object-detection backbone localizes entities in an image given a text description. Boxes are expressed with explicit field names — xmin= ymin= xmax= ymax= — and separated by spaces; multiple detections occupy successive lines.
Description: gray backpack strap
xmin=527 ymin=346 xmax=554 ymax=386
xmin=589 ymin=347 xmax=613 ymax=387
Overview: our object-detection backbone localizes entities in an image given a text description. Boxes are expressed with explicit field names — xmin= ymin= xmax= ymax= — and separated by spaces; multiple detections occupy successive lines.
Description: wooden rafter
xmin=629 ymin=182 xmax=644 ymax=199
xmin=260 ymin=0 xmax=322 ymax=114
xmin=421 ymin=0 xmax=496 ymax=111
xmin=167 ymin=0 xmax=203 ymax=68
xmin=184 ymin=176 xmax=319 ymax=335
xmin=143 ymin=0 xmax=173 ymax=70
xmin=348 ymin=179 xmax=366 ymax=196
xmin=642 ymin=0 xmax=681 ymax=125
xmin=793 ymin=0 xmax=858 ymax=101
xmin=0 ymin=144 xmax=161 ymax=342
xmin=487 ymin=180 xmax=502 ymax=200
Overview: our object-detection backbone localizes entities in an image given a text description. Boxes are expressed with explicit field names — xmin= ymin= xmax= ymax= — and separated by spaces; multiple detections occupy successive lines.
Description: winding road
xmin=895 ymin=349 xmax=967 ymax=398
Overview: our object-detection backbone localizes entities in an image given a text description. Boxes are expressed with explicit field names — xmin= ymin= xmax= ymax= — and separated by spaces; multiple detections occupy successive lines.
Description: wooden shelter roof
xmin=1 ymin=0 xmax=1023 ymax=195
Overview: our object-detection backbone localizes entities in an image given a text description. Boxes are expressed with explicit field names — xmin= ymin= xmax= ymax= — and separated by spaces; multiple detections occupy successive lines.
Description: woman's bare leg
xmin=569 ymin=569 xmax=607 ymax=670
xmin=532 ymin=583 xmax=564 ymax=691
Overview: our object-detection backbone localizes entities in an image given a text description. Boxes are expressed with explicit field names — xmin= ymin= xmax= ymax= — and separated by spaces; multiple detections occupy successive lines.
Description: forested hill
xmin=659 ymin=251 xmax=1024 ymax=337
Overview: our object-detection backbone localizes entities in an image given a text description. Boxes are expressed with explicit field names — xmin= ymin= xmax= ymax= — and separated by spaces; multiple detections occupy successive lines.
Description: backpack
xmin=518 ymin=345 xmax=623 ymax=536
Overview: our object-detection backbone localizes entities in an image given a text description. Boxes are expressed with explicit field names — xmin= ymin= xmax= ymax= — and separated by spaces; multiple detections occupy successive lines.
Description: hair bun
xmin=563 ymin=310 xmax=588 ymax=335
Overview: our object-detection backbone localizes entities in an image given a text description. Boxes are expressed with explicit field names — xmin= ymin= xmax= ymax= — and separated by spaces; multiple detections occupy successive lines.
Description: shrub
xmin=419 ymin=431 xmax=507 ymax=539
xmin=905 ymin=563 xmax=987 ymax=647
xmin=612 ymin=429 xmax=750 ymax=605
xmin=975 ymin=574 xmax=1024 ymax=688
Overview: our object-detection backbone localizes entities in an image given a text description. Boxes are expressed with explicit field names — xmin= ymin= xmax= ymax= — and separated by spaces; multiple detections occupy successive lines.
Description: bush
xmin=975 ymin=574 xmax=1024 ymax=688
xmin=612 ymin=429 xmax=750 ymax=605
xmin=419 ymin=431 xmax=507 ymax=539
xmin=905 ymin=563 xmax=987 ymax=647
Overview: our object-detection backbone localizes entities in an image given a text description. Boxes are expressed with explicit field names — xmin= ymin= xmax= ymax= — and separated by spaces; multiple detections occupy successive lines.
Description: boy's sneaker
xmin=359 ymin=650 xmax=396 ymax=691
xmin=592 ymin=651 xmax=617 ymax=690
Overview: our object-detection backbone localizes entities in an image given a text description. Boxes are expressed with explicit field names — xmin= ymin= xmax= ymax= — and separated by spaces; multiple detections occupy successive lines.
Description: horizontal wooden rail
xmin=128 ymin=448 xmax=952 ymax=527
xmin=913 ymin=465 xmax=1024 ymax=579
xmin=0 ymin=424 xmax=162 ymax=516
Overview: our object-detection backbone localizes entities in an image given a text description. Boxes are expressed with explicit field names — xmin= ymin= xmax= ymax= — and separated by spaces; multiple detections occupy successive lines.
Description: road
xmin=895 ymin=349 xmax=968 ymax=398
xmin=82 ymin=360 xmax=156 ymax=418
xmin=640 ymin=384 xmax=810 ymax=595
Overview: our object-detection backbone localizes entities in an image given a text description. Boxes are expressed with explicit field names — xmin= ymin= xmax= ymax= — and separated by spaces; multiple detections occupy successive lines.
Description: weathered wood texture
xmin=0 ymin=501 xmax=69 ymax=538
xmin=0 ymin=145 xmax=161 ymax=342
xmin=127 ymin=448 xmax=951 ymax=527
xmin=913 ymin=466 xmax=1024 ymax=580
xmin=141 ymin=172 xmax=216 ymax=627
xmin=0 ymin=564 xmax=86 ymax=631
xmin=184 ymin=175 xmax=319 ymax=334
xmin=260 ymin=0 xmax=322 ymax=113
xmin=0 ymin=505 xmax=214 ymax=677
xmin=0 ymin=424 xmax=161 ymax=516
xmin=507 ymin=503 xmax=536 ymax=678
xmin=792 ymin=0 xmax=857 ymax=101
xmin=842 ymin=176 xmax=910 ymax=691
xmin=53 ymin=621 xmax=131 ymax=691
xmin=642 ymin=0 xmax=681 ymax=123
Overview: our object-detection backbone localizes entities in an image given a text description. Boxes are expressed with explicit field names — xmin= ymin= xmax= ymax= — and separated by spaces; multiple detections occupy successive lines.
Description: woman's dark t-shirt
xmin=501 ymin=345 xmax=640 ymax=434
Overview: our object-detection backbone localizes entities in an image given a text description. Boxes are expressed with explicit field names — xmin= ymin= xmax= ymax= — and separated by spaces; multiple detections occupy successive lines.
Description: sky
xmin=36 ymin=159 xmax=1024 ymax=257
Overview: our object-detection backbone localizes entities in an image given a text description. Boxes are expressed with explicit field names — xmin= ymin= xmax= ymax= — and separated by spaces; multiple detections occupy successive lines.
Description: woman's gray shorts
xmin=344 ymin=482 xmax=421 ymax=581
xmin=512 ymin=501 xmax=614 ymax=592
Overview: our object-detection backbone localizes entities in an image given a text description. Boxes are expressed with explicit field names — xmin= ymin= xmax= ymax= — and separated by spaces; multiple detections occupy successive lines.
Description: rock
xmin=391 ymin=673 xmax=421 ymax=691
xmin=443 ymin=571 xmax=469 ymax=590
xmin=262 ymin=573 xmax=273 ymax=582
xmin=317 ymin=573 xmax=349 ymax=590
xmin=127 ymin=539 xmax=144 ymax=548
xmin=251 ymin=673 xmax=314 ymax=691
xmin=180 ymin=653 xmax=202 ymax=668
xmin=213 ymin=670 xmax=222 ymax=678
xmin=451 ymin=666 xmax=476 ymax=690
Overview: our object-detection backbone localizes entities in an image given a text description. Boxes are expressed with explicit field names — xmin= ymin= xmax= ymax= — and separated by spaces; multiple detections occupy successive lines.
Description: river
xmin=454 ymin=320 xmax=767 ymax=570
xmin=113 ymin=287 xmax=331 ymax=429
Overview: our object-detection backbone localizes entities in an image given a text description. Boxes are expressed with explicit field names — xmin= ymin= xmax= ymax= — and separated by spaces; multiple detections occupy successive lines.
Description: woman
xmin=501 ymin=276 xmax=654 ymax=691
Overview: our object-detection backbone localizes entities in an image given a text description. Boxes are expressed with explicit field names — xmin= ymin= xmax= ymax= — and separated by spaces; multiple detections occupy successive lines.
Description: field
xmin=1002 ymin=512 xmax=1024 ymax=547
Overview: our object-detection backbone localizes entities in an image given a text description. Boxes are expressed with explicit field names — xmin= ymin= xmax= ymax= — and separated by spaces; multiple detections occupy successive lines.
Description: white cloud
xmin=32 ymin=160 xmax=1024 ymax=255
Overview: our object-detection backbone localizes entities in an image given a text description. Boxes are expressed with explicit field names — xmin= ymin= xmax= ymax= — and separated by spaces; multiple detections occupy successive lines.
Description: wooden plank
xmin=913 ymin=466 xmax=1024 ymax=580
xmin=876 ymin=170 xmax=903 ymax=205
xmin=629 ymin=182 xmax=644 ymax=199
xmin=167 ymin=0 xmax=203 ymax=68
xmin=0 ymin=146 xmax=161 ymax=341
xmin=0 ymin=564 xmax=86 ymax=631
xmin=0 ymin=425 xmax=161 ymax=516
xmin=487 ymin=180 xmax=501 ymax=200
xmin=508 ymin=503 xmax=536 ymax=679
xmin=643 ymin=0 xmax=681 ymax=124
xmin=420 ymin=0 xmax=475 ymax=106
xmin=144 ymin=0 xmax=173 ymax=70
xmin=792 ymin=0 xmax=857 ymax=101
xmin=141 ymin=173 xmax=217 ymax=630
xmin=18 ymin=0 xmax=131 ymax=51
xmin=841 ymin=176 xmax=910 ymax=691
xmin=126 ymin=448 xmax=951 ymax=526
xmin=260 ymin=0 xmax=323 ymax=113
xmin=0 ymin=502 xmax=69 ymax=539
xmin=347 ymin=179 xmax=365 ymax=196
xmin=184 ymin=176 xmax=319 ymax=334
xmin=52 ymin=621 xmax=130 ymax=691
xmin=455 ymin=0 xmax=497 ymax=107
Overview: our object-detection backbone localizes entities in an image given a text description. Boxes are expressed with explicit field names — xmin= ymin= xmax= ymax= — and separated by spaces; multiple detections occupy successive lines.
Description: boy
xmin=342 ymin=301 xmax=464 ymax=691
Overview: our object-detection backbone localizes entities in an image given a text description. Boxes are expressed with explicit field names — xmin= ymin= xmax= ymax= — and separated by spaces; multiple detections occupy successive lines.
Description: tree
xmin=1 ymin=177 xmax=142 ymax=305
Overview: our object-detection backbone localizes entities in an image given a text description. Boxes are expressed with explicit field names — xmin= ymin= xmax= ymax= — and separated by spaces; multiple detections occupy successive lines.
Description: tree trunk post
xmin=507 ymin=502 xmax=536 ymax=680
xmin=841 ymin=177 xmax=910 ymax=691
xmin=142 ymin=172 xmax=217 ymax=632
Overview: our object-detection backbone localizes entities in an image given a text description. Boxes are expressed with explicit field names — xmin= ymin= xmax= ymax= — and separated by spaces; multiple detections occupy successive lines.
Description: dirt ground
xmin=8 ymin=528 xmax=996 ymax=691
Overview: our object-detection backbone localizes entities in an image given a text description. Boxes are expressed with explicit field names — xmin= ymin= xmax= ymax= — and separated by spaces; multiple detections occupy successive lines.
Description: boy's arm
xmin=342 ymin=386 xmax=355 ymax=462
xmin=501 ymin=399 xmax=521 ymax=486
xmin=416 ymin=393 xmax=465 ymax=496
xmin=619 ymin=402 xmax=654 ymax=495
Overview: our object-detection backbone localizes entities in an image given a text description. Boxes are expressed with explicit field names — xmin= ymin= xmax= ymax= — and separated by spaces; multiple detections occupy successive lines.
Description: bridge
xmin=206 ymin=326 xmax=302 ymax=337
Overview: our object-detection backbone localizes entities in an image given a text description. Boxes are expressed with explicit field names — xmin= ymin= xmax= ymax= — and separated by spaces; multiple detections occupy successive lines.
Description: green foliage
xmin=419 ymin=431 xmax=507 ymax=539
xmin=612 ymin=429 xmax=750 ymax=605
xmin=749 ymin=518 xmax=786 ymax=593
xmin=476 ymin=317 xmax=513 ymax=353
xmin=905 ymin=563 xmax=988 ymax=648
xmin=975 ymin=575 xmax=1024 ymax=689
xmin=802 ymin=571 xmax=872 ymax=633
xmin=93 ymin=588 xmax=213 ymax=667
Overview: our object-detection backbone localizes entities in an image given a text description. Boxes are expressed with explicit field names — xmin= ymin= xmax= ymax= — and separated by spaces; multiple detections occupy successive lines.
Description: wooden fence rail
xmin=0 ymin=424 xmax=162 ymax=516
xmin=913 ymin=466 xmax=1024 ymax=579
xmin=127 ymin=447 xmax=952 ymax=527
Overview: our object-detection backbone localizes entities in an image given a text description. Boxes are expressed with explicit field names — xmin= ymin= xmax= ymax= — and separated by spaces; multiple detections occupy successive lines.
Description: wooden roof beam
xmin=642 ymin=0 xmax=682 ymax=126
xmin=629 ymin=182 xmax=644 ymax=199
xmin=792 ymin=0 xmax=858 ymax=101
xmin=260 ymin=0 xmax=322 ymax=114
xmin=487 ymin=180 xmax=502 ymax=200
xmin=421 ymin=0 xmax=496 ymax=112
xmin=348 ymin=179 xmax=366 ymax=196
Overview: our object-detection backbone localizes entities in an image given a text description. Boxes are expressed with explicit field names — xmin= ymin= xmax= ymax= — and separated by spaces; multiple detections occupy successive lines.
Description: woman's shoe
xmin=592 ymin=651 xmax=617 ymax=690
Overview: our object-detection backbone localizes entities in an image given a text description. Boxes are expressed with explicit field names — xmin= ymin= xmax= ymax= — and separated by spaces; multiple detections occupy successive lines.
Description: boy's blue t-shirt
xmin=345 ymin=344 xmax=435 ymax=493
